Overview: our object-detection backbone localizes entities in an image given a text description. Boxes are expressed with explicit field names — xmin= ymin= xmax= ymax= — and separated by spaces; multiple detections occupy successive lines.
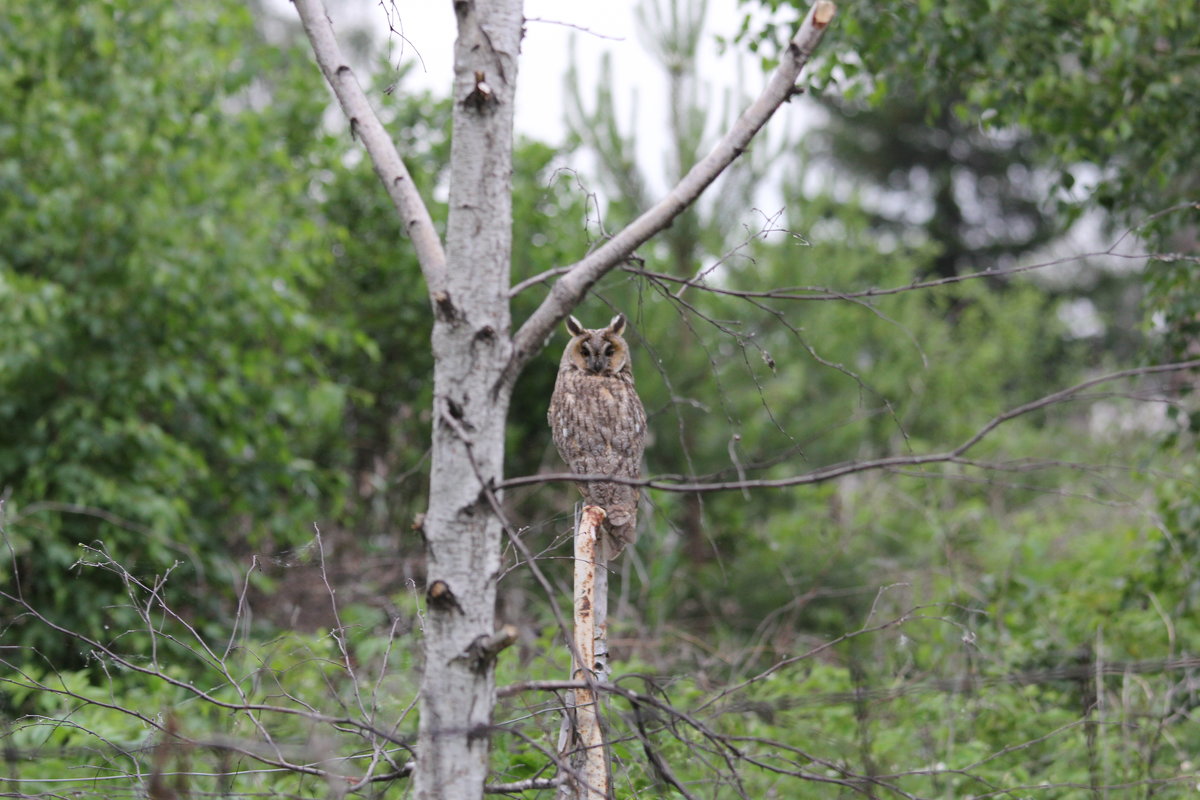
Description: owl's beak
xmin=587 ymin=356 xmax=607 ymax=374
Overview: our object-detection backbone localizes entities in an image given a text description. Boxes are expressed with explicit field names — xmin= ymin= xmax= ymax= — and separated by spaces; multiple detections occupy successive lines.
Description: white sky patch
xmin=311 ymin=0 xmax=803 ymax=203
xmin=1057 ymin=297 xmax=1105 ymax=339
xmin=1089 ymin=400 xmax=1170 ymax=439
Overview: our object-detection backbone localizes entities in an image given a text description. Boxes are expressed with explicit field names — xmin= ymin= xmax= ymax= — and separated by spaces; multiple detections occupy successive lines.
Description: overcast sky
xmin=328 ymin=0 xmax=791 ymax=196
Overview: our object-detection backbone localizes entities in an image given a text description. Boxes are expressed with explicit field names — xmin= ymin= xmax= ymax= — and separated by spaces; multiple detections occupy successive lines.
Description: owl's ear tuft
xmin=607 ymin=313 xmax=626 ymax=336
xmin=566 ymin=315 xmax=585 ymax=336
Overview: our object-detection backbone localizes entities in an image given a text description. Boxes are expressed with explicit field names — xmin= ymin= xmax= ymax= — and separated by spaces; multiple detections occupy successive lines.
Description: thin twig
xmin=524 ymin=16 xmax=625 ymax=41
xmin=623 ymin=249 xmax=1196 ymax=302
xmin=501 ymin=358 xmax=1200 ymax=494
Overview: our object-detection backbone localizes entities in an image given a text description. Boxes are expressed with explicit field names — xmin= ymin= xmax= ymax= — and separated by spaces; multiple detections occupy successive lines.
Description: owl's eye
xmin=580 ymin=343 xmax=592 ymax=357
xmin=604 ymin=344 xmax=615 ymax=357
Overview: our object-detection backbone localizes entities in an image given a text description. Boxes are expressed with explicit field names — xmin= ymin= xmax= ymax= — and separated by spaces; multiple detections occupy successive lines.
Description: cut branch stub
xmin=433 ymin=290 xmax=459 ymax=323
xmin=464 ymin=624 xmax=519 ymax=671
xmin=813 ymin=0 xmax=836 ymax=26
xmin=426 ymin=579 xmax=465 ymax=615
xmin=464 ymin=70 xmax=499 ymax=111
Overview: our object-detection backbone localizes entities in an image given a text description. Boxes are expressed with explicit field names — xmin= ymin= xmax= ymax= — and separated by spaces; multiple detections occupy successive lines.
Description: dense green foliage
xmin=745 ymin=0 xmax=1200 ymax=355
xmin=747 ymin=0 xmax=1199 ymax=221
xmin=0 ymin=0 xmax=357 ymax=655
xmin=2 ymin=0 xmax=1198 ymax=797
xmin=0 ymin=0 xmax=590 ymax=658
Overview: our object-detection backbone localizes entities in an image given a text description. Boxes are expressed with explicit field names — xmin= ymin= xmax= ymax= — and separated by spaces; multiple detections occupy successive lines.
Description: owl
xmin=548 ymin=313 xmax=647 ymax=559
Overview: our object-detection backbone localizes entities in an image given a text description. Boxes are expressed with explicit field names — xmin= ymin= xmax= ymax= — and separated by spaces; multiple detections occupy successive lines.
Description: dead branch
xmin=486 ymin=775 xmax=564 ymax=792
xmin=524 ymin=17 xmax=625 ymax=41
xmin=621 ymin=247 xmax=1196 ymax=302
xmin=557 ymin=506 xmax=608 ymax=800
xmin=0 ymin=589 xmax=401 ymax=741
xmin=500 ymin=358 xmax=1200 ymax=494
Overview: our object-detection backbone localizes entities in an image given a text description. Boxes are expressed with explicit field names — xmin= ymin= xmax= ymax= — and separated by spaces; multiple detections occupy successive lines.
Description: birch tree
xmin=9 ymin=1 xmax=1200 ymax=798
xmin=293 ymin=0 xmax=836 ymax=796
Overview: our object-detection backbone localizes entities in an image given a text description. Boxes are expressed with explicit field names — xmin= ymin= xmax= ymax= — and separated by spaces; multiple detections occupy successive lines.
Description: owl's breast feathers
xmin=549 ymin=367 xmax=645 ymax=460
xmin=548 ymin=360 xmax=646 ymax=558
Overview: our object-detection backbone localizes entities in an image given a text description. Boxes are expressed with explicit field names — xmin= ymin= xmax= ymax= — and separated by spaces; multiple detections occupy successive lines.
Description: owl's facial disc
xmin=579 ymin=339 xmax=616 ymax=374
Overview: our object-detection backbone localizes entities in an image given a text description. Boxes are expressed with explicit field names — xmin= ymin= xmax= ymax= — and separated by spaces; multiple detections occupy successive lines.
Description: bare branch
xmin=614 ymin=201 xmax=1200 ymax=306
xmin=508 ymin=265 xmax=573 ymax=297
xmin=622 ymin=249 xmax=1172 ymax=302
xmin=629 ymin=695 xmax=700 ymax=800
xmin=524 ymin=16 xmax=625 ymax=41
xmin=558 ymin=506 xmax=608 ymax=799
xmin=501 ymin=358 xmax=1200 ymax=493
xmin=0 ymin=588 xmax=400 ymax=740
xmin=504 ymin=1 xmax=838 ymax=386
xmin=486 ymin=775 xmax=564 ymax=793
xmin=292 ymin=0 xmax=447 ymax=297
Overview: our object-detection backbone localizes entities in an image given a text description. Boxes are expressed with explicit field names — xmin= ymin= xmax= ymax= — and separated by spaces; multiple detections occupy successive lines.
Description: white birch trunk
xmin=415 ymin=1 xmax=523 ymax=798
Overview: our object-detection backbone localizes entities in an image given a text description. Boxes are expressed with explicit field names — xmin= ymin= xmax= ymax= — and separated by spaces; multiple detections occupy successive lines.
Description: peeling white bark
xmin=557 ymin=506 xmax=608 ymax=800
xmin=415 ymin=1 xmax=524 ymax=798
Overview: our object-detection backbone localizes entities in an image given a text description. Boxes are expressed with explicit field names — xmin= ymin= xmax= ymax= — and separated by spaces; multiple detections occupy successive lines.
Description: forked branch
xmin=504 ymin=1 xmax=838 ymax=385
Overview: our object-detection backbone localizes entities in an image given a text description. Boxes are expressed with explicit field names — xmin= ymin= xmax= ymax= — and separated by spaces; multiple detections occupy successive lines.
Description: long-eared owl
xmin=548 ymin=313 xmax=647 ymax=559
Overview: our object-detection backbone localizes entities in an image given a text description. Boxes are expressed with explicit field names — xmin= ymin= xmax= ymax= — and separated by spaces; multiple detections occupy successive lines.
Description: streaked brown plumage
xmin=548 ymin=313 xmax=647 ymax=558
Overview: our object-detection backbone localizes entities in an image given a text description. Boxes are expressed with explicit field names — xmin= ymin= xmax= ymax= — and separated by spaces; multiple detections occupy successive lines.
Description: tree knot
xmin=426 ymin=579 xmax=465 ymax=615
